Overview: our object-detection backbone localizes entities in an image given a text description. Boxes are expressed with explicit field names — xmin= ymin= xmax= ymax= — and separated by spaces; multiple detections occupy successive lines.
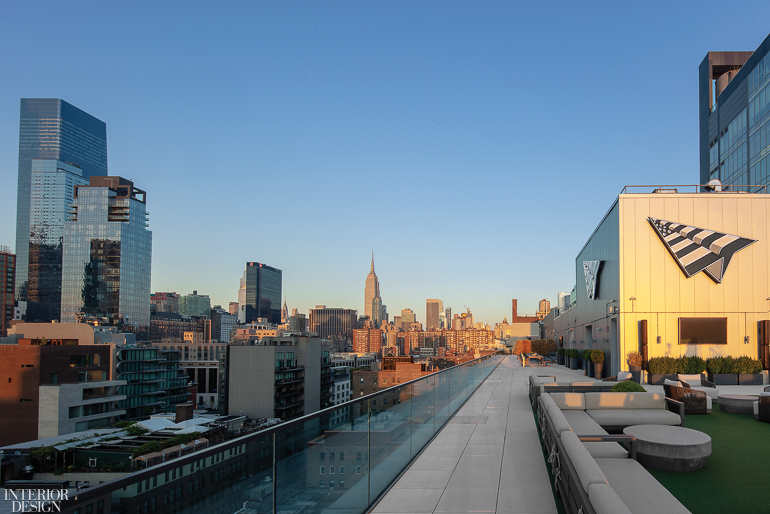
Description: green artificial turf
xmin=647 ymin=403 xmax=770 ymax=513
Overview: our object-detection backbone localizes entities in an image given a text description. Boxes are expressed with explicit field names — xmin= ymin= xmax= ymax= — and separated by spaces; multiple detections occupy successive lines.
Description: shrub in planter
xmin=735 ymin=356 xmax=763 ymax=384
xmin=611 ymin=380 xmax=647 ymax=392
xmin=591 ymin=349 xmax=605 ymax=378
xmin=706 ymin=356 xmax=738 ymax=385
xmin=647 ymin=356 xmax=679 ymax=384
xmin=734 ymin=356 xmax=762 ymax=374
xmin=557 ymin=348 xmax=565 ymax=365
xmin=648 ymin=357 xmax=677 ymax=374
xmin=679 ymin=355 xmax=706 ymax=374
xmin=557 ymin=348 xmax=566 ymax=356
xmin=626 ymin=351 xmax=643 ymax=370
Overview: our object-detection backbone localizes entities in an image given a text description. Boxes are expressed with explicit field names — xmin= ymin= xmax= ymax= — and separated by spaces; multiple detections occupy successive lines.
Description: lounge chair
xmin=663 ymin=379 xmax=711 ymax=414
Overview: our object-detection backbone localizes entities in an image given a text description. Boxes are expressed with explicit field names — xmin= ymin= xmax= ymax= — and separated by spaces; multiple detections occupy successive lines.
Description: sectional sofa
xmin=535 ymin=391 xmax=689 ymax=513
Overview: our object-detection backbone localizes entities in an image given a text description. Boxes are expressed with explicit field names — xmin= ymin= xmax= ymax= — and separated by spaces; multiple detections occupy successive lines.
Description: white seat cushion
xmin=664 ymin=378 xmax=683 ymax=387
xmin=617 ymin=372 xmax=633 ymax=381
xmin=563 ymin=410 xmax=608 ymax=435
xmin=586 ymin=409 xmax=681 ymax=428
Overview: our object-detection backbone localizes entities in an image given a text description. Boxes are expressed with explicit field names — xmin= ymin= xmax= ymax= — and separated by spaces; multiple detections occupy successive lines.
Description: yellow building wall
xmin=617 ymin=193 xmax=770 ymax=364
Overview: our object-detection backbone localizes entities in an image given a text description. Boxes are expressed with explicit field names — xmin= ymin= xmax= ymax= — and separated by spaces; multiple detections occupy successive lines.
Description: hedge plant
xmin=734 ymin=356 xmax=762 ymax=374
xmin=582 ymin=349 xmax=593 ymax=362
xmin=591 ymin=350 xmax=605 ymax=363
xmin=679 ymin=355 xmax=706 ymax=374
xmin=557 ymin=348 xmax=565 ymax=356
xmin=611 ymin=380 xmax=647 ymax=393
xmin=647 ymin=356 xmax=678 ymax=374
xmin=568 ymin=349 xmax=580 ymax=359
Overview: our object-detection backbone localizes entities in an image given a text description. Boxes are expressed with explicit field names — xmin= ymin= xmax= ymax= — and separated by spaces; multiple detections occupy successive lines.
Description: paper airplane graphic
xmin=647 ymin=217 xmax=756 ymax=283
xmin=583 ymin=260 xmax=602 ymax=299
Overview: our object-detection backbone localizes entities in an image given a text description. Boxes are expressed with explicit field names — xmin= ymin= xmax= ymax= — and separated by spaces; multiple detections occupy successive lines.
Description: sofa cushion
xmin=677 ymin=374 xmax=704 ymax=384
xmin=587 ymin=483 xmax=633 ymax=514
xmin=664 ymin=378 xmax=683 ymax=387
xmin=563 ymin=410 xmax=608 ymax=435
xmin=595 ymin=458 xmax=690 ymax=514
xmin=546 ymin=405 xmax=573 ymax=435
xmin=617 ymin=372 xmax=633 ymax=381
xmin=570 ymin=381 xmax=596 ymax=387
xmin=561 ymin=431 xmax=608 ymax=492
xmin=586 ymin=409 xmax=681 ymax=428
xmin=583 ymin=442 xmax=628 ymax=459
xmin=584 ymin=392 xmax=664 ymax=410
xmin=540 ymin=393 xmax=557 ymax=410
xmin=549 ymin=392 xmax=586 ymax=410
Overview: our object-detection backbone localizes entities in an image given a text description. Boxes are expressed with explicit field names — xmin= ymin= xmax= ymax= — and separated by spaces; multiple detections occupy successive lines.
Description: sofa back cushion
xmin=550 ymin=392 xmax=586 ymax=410
xmin=663 ymin=379 xmax=683 ymax=388
xmin=677 ymin=374 xmax=702 ymax=384
xmin=588 ymin=483 xmax=633 ymax=514
xmin=547 ymin=405 xmax=573 ymax=435
xmin=584 ymin=392 xmax=664 ymax=410
xmin=561 ymin=431 xmax=608 ymax=492
xmin=617 ymin=372 xmax=633 ymax=381
xmin=540 ymin=393 xmax=557 ymax=410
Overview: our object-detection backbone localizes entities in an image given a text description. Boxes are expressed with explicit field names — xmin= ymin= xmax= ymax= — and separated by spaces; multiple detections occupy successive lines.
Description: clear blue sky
xmin=1 ymin=1 xmax=769 ymax=326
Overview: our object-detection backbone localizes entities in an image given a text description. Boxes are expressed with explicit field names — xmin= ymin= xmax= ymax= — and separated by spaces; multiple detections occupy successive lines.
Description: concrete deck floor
xmin=371 ymin=356 xmax=557 ymax=514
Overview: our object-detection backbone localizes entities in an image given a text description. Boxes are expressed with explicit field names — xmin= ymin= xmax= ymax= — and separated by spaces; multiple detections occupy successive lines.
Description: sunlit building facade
xmin=60 ymin=177 xmax=152 ymax=332
xmin=15 ymin=99 xmax=108 ymax=322
xmin=700 ymin=33 xmax=770 ymax=189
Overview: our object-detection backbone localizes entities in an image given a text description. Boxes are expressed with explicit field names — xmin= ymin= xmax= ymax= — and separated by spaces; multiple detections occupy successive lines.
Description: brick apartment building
xmin=352 ymin=357 xmax=431 ymax=398
xmin=353 ymin=328 xmax=382 ymax=354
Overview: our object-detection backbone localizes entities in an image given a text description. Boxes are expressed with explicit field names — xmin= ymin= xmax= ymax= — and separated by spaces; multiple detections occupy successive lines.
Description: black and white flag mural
xmin=647 ymin=217 xmax=756 ymax=284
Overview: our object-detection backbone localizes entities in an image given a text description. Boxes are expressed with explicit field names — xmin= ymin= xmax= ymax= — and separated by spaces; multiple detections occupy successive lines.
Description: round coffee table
xmin=623 ymin=425 xmax=711 ymax=472
xmin=718 ymin=394 xmax=758 ymax=415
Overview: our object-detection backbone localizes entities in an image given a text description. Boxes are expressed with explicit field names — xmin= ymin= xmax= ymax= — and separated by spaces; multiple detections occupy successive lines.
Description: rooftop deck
xmin=372 ymin=356 xmax=557 ymax=514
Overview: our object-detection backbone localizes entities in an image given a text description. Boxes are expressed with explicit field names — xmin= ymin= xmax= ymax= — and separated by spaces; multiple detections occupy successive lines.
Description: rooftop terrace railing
xmin=621 ymin=183 xmax=769 ymax=194
xmin=63 ymin=352 xmax=503 ymax=514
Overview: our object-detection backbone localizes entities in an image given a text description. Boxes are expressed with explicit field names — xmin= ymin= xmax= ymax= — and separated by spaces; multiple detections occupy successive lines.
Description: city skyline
xmin=2 ymin=3 xmax=770 ymax=325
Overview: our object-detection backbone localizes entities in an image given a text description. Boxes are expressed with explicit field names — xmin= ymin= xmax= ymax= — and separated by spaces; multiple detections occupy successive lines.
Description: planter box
xmin=707 ymin=373 xmax=739 ymax=385
xmin=629 ymin=366 xmax=642 ymax=384
xmin=570 ymin=359 xmax=579 ymax=370
xmin=739 ymin=373 xmax=763 ymax=385
xmin=647 ymin=373 xmax=678 ymax=385
xmin=594 ymin=363 xmax=604 ymax=379
xmin=587 ymin=362 xmax=594 ymax=378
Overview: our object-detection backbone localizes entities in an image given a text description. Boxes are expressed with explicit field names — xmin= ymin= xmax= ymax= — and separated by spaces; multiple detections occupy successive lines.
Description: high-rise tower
xmin=60 ymin=177 xmax=151 ymax=332
xmin=426 ymin=299 xmax=444 ymax=330
xmin=237 ymin=262 xmax=282 ymax=324
xmin=15 ymin=99 xmax=108 ymax=322
xmin=364 ymin=252 xmax=380 ymax=321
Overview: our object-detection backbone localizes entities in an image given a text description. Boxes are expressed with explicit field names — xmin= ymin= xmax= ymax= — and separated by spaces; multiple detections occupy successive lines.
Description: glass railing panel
xmin=434 ymin=369 xmax=451 ymax=429
xmin=367 ymin=385 xmax=412 ymax=504
xmin=409 ymin=375 xmax=435 ymax=458
xmin=63 ymin=353 xmax=504 ymax=514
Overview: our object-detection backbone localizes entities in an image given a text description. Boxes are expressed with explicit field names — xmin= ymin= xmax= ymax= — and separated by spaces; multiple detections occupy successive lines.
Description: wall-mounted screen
xmin=679 ymin=317 xmax=727 ymax=345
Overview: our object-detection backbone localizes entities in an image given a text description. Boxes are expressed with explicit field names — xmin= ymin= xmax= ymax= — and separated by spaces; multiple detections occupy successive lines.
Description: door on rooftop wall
xmin=611 ymin=318 xmax=618 ymax=376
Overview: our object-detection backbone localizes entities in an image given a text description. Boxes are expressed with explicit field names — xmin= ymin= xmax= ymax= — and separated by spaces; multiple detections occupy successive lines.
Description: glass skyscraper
xmin=237 ymin=262 xmax=282 ymax=324
xmin=699 ymin=33 xmax=770 ymax=190
xmin=15 ymin=99 xmax=108 ymax=321
xmin=60 ymin=177 xmax=152 ymax=333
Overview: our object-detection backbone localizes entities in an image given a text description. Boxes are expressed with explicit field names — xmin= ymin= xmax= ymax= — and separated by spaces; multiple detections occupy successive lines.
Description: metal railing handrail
xmin=620 ymin=183 xmax=769 ymax=194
